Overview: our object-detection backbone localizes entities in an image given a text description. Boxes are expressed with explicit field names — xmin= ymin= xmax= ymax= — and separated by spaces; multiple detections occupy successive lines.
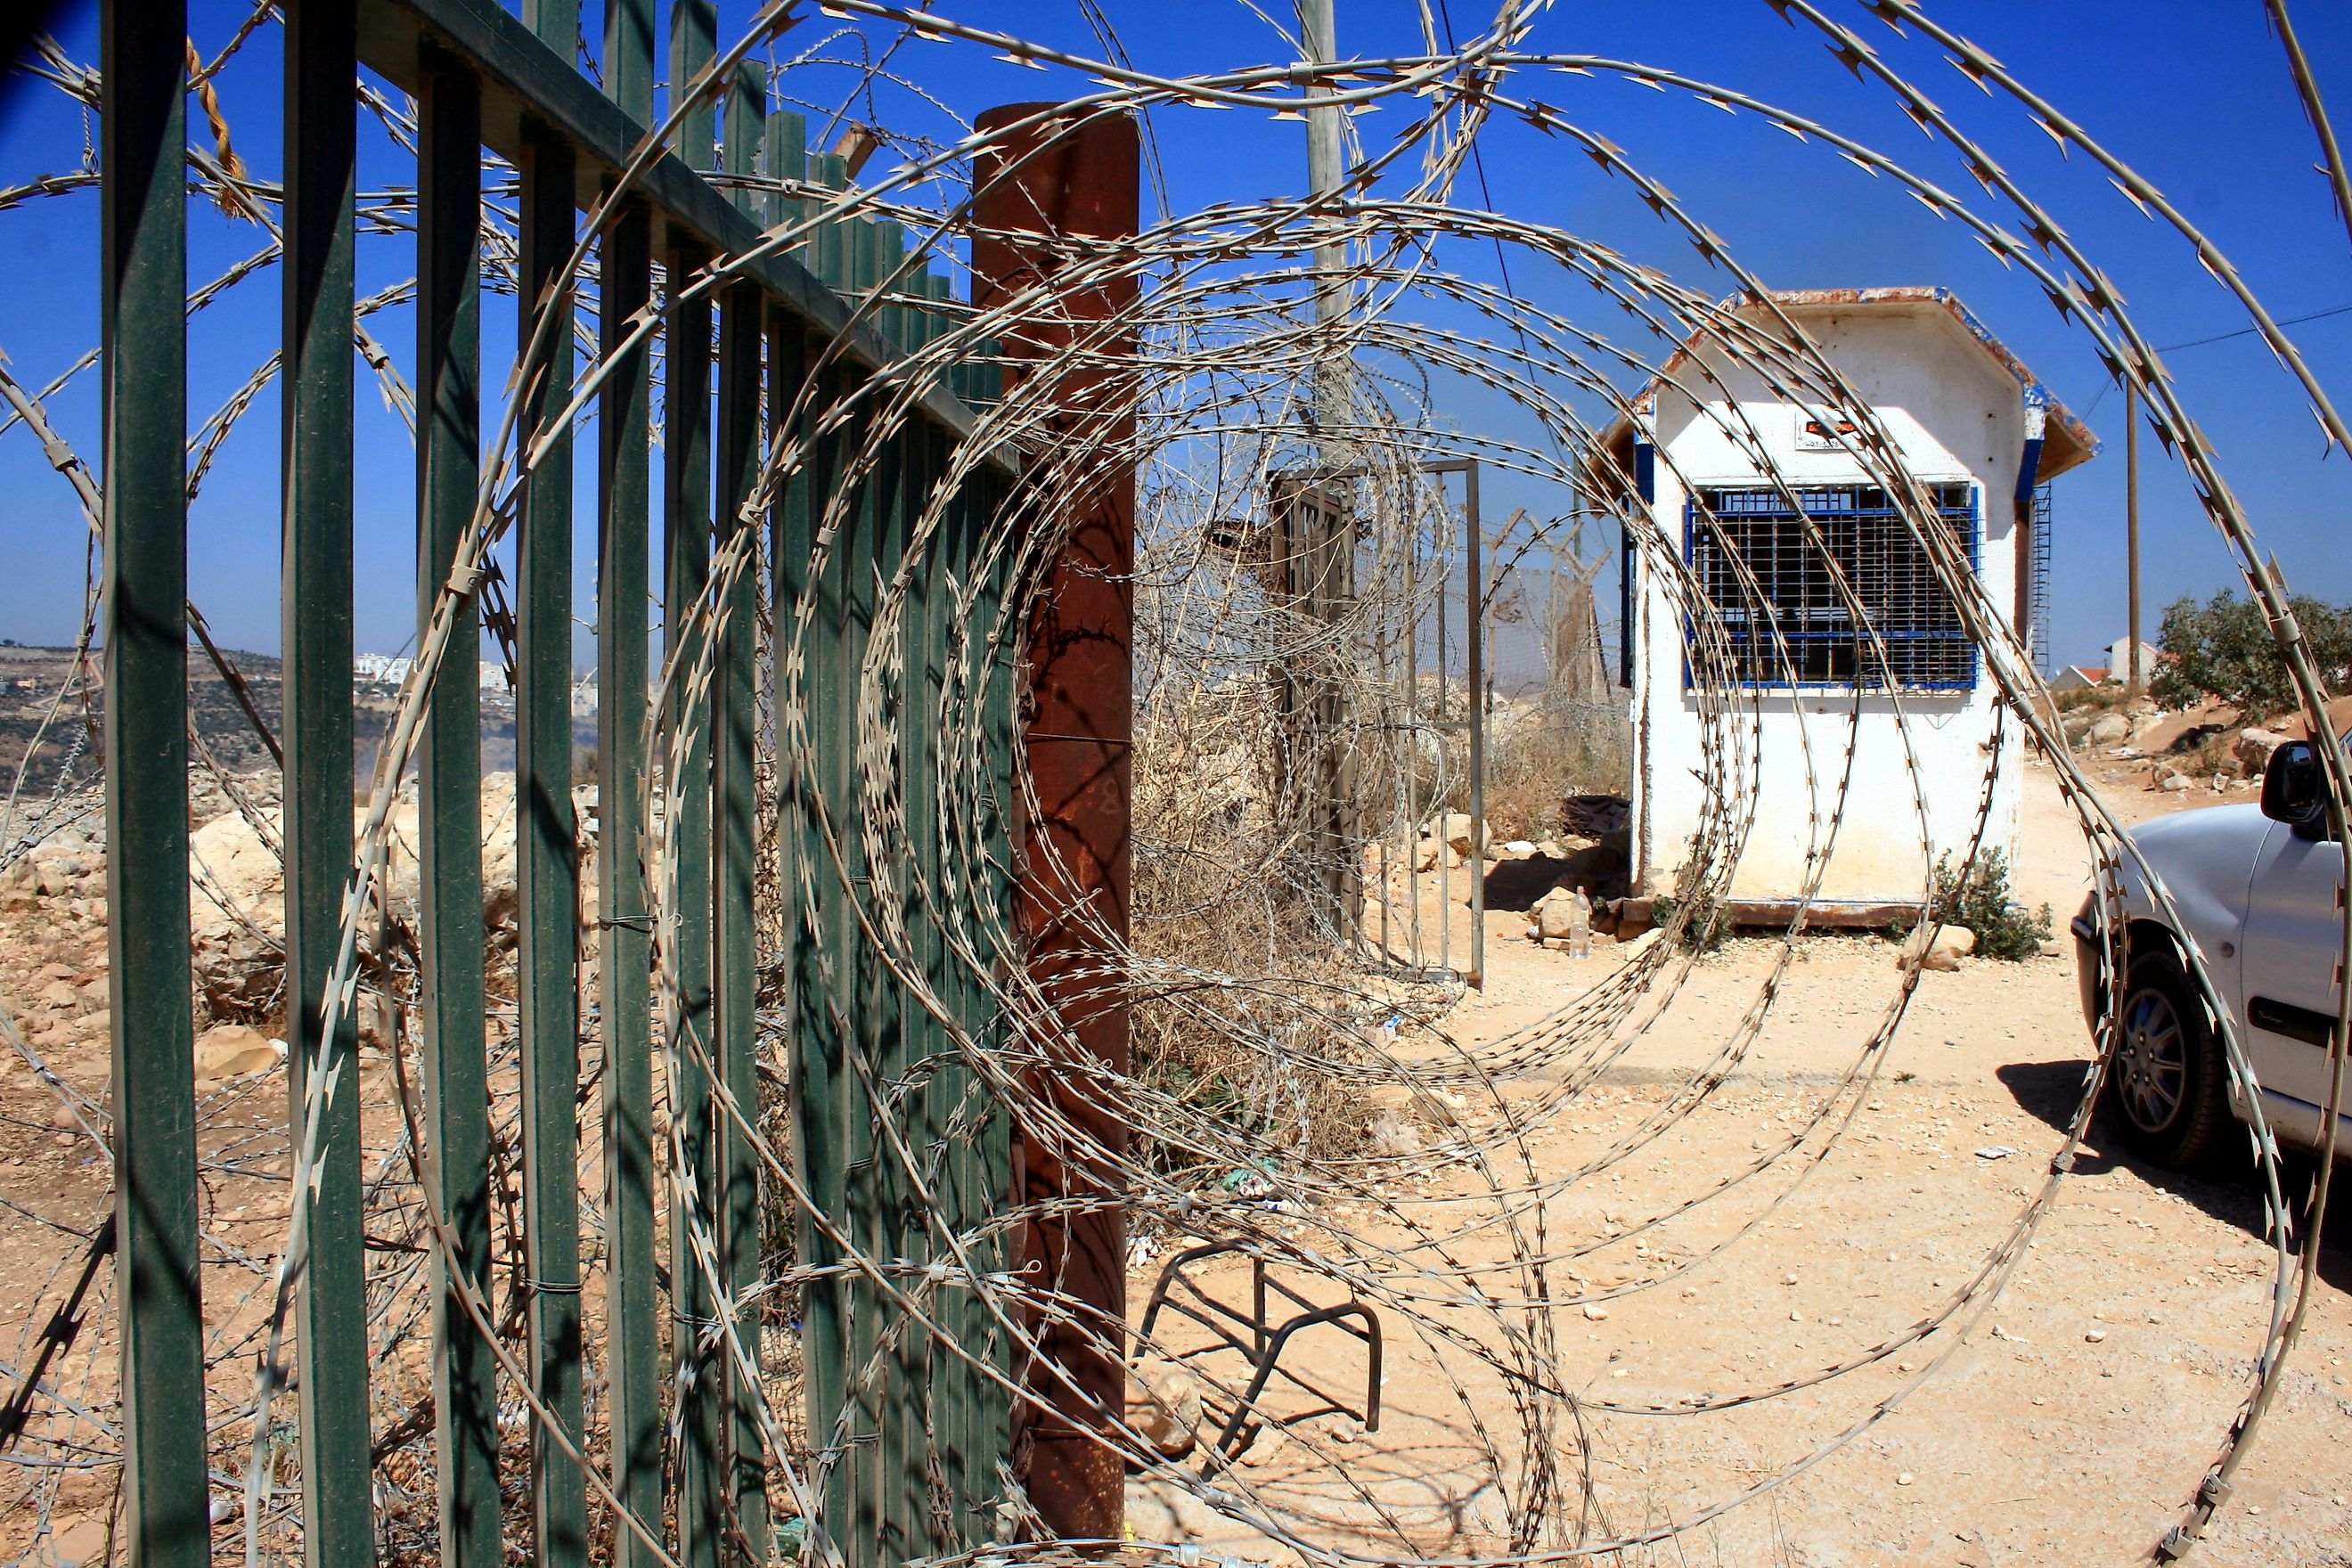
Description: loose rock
xmin=1900 ymin=923 xmax=1976 ymax=972
xmin=194 ymin=1023 xmax=281 ymax=1080
xmin=1131 ymin=1358 xmax=1205 ymax=1458
xmin=1426 ymin=812 xmax=1484 ymax=858
xmin=2236 ymin=727 xmax=2290 ymax=776
xmin=1368 ymin=1111 xmax=1423 ymax=1158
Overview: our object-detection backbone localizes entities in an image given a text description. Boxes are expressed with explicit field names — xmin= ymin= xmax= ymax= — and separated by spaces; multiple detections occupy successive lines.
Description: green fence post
xmin=780 ymin=325 xmax=851 ymax=1546
xmin=807 ymin=152 xmax=847 ymax=288
xmin=417 ymin=62 xmax=501 ymax=1568
xmin=100 ymin=4 xmax=209 ymax=1564
xmin=597 ymin=4 xmax=662 ymax=1564
xmin=895 ymin=410 xmax=951 ymax=1556
xmin=794 ymin=350 xmax=862 ymax=1562
xmin=911 ymin=278 xmax=988 ymax=1542
xmin=967 ymin=460 xmax=1017 ymax=1533
xmin=761 ymin=151 xmax=813 ymax=1548
xmin=604 ymin=0 xmax=654 ymax=126
xmin=764 ymin=109 xmax=805 ymax=239
xmin=874 ymin=224 xmax=906 ymax=347
xmin=281 ymin=4 xmax=372 ymax=1564
xmin=725 ymin=57 xmax=764 ymax=221
xmin=664 ymin=238 xmax=721 ymax=1568
xmin=715 ymin=60 xmax=769 ymax=1563
xmin=662 ymin=4 xmax=723 ymax=1562
xmin=837 ymin=213 xmax=897 ymax=1559
xmin=517 ymin=26 xmax=589 ymax=1558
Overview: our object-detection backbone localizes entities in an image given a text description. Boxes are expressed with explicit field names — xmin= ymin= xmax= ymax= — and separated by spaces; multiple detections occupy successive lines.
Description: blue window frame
xmin=1684 ymin=482 xmax=1980 ymax=690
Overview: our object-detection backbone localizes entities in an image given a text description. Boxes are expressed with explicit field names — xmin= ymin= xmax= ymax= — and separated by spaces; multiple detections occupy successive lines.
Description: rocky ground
xmin=0 ymin=760 xmax=590 ymax=1568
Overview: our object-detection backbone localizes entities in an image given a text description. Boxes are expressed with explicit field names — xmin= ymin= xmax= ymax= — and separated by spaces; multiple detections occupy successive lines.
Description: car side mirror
xmin=2261 ymin=739 xmax=2330 ymax=838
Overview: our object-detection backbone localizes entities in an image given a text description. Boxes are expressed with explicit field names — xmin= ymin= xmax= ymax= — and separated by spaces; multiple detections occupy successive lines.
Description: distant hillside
xmin=1 ymin=641 xmax=593 ymax=799
xmin=1 ymin=641 xmax=283 ymax=799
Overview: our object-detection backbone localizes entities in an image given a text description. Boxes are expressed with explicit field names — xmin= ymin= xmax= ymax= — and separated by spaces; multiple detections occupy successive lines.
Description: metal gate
xmin=93 ymin=2 xmax=1129 ymax=1564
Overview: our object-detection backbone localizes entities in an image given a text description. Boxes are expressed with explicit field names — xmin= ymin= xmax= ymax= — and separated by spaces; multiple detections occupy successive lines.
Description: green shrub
xmin=1651 ymin=888 xmax=1729 ymax=953
xmin=1905 ymin=849 xmax=2051 ymax=963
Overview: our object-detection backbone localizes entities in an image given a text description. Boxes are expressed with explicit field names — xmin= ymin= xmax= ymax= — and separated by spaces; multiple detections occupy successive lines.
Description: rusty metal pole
xmin=971 ymin=102 xmax=1139 ymax=1542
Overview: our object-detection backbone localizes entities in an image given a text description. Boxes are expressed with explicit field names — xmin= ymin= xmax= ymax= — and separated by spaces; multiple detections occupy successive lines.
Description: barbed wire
xmin=0 ymin=3 xmax=2346 ymax=1565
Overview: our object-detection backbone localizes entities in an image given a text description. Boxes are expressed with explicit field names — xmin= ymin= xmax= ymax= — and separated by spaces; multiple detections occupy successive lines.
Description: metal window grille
xmin=1684 ymin=482 xmax=1980 ymax=690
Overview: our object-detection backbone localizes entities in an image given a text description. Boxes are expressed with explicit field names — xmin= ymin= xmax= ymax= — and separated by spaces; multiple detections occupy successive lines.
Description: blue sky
xmin=3 ymin=1 xmax=2349 ymax=672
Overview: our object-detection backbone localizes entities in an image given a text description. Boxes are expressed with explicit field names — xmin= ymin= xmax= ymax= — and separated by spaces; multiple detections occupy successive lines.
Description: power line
xmin=2080 ymin=300 xmax=2352 ymax=417
xmin=2156 ymin=298 xmax=2352 ymax=353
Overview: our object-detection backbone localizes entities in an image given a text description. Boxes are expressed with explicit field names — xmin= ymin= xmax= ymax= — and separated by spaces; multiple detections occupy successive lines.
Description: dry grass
xmin=1437 ymin=697 xmax=1632 ymax=843
xmin=2052 ymin=682 xmax=2131 ymax=715
xmin=1128 ymin=704 xmax=1379 ymax=1183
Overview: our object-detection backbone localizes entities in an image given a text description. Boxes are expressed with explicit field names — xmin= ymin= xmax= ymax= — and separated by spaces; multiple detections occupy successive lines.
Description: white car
xmin=2073 ymin=739 xmax=2348 ymax=1168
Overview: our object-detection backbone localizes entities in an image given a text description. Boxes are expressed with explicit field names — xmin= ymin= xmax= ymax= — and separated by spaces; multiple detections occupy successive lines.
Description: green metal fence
xmin=95 ymin=2 xmax=1062 ymax=1562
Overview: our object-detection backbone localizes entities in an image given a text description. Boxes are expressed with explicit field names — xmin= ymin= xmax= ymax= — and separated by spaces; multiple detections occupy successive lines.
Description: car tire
xmin=2102 ymin=947 xmax=2230 ymax=1171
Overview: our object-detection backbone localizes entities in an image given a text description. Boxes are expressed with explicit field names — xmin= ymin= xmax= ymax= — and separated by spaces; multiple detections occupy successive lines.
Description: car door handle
xmin=2250 ymin=995 xmax=2337 ymax=1046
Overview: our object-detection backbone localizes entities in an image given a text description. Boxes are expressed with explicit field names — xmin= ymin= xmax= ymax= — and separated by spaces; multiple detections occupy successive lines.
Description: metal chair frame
xmin=1136 ymin=1240 xmax=1383 ymax=1469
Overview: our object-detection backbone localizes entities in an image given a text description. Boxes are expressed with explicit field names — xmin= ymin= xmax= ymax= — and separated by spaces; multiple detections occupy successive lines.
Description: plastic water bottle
xmin=1568 ymin=886 xmax=1592 ymax=960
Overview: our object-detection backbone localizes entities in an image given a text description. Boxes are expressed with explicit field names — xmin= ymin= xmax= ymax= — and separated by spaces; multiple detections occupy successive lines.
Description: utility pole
xmin=2126 ymin=380 xmax=2143 ymax=693
xmin=1302 ymin=0 xmax=1346 ymax=440
xmin=1289 ymin=0 xmax=1361 ymax=945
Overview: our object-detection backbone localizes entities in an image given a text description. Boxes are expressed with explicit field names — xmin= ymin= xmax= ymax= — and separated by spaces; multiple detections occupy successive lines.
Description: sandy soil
xmin=1125 ymin=748 xmax=2352 ymax=1566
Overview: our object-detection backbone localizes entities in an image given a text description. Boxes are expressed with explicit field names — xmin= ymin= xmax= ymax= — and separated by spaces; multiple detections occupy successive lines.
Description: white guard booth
xmin=1596 ymin=287 xmax=2097 ymax=911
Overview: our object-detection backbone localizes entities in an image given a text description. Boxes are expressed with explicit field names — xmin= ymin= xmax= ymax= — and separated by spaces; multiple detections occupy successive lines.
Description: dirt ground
xmin=1124 ymin=747 xmax=2352 ymax=1566
xmin=4 ymin=728 xmax=2348 ymax=1565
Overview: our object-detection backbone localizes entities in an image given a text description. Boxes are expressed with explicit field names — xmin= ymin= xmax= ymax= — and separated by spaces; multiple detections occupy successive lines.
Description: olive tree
xmin=2151 ymin=589 xmax=2352 ymax=721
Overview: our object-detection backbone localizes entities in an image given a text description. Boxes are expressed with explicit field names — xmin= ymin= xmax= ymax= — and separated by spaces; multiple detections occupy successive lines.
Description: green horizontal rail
xmin=354 ymin=0 xmax=1014 ymax=470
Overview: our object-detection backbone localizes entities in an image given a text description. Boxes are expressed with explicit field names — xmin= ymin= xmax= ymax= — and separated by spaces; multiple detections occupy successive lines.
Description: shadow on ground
xmin=1998 ymin=1058 xmax=2352 ymax=1295
xmin=1480 ymin=846 xmax=1623 ymax=912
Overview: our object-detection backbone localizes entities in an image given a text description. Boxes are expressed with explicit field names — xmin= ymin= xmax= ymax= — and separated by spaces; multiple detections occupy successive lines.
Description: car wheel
xmin=2102 ymin=948 xmax=2229 ymax=1170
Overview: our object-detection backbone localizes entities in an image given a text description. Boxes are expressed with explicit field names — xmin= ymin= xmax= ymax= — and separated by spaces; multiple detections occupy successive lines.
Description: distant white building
xmin=354 ymin=654 xmax=412 ymax=688
xmin=1596 ymin=287 xmax=2097 ymax=908
xmin=2105 ymin=638 xmax=2159 ymax=689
